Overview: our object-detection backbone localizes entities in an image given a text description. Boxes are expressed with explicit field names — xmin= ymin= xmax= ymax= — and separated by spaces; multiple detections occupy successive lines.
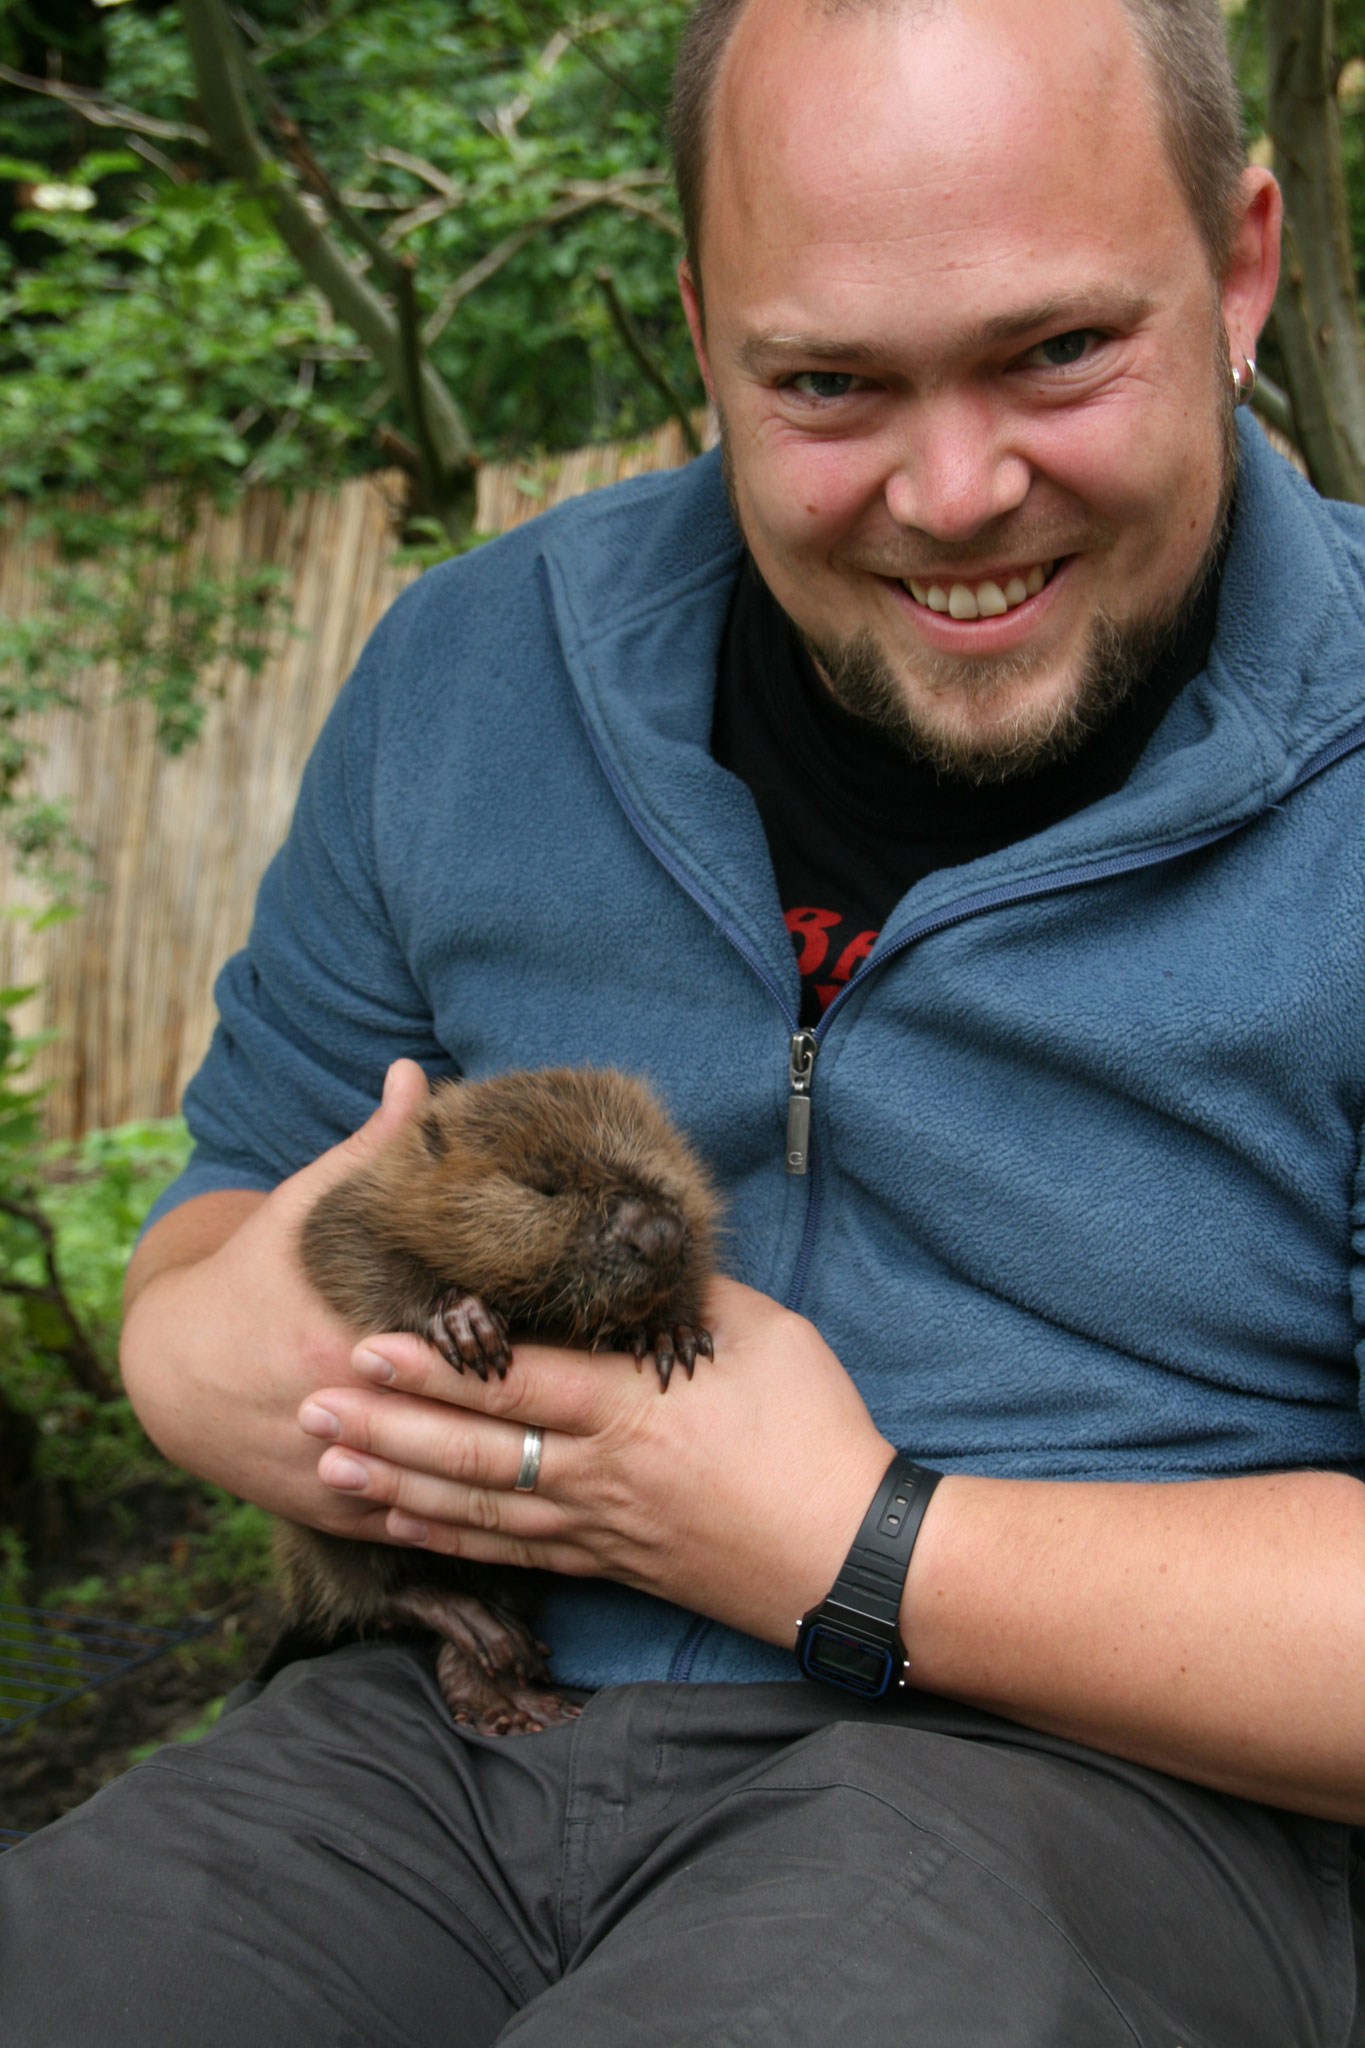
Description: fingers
xmin=344 ymin=1326 xmax=661 ymax=1436
xmin=365 ymin=1056 xmax=433 ymax=1142
xmin=317 ymin=1440 xmax=554 ymax=1547
xmin=306 ymin=1417 xmax=567 ymax=1568
xmin=300 ymin=1386 xmax=538 ymax=1492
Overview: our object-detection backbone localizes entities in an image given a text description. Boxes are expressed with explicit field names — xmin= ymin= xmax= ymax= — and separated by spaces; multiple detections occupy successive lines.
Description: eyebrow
xmin=975 ymin=290 xmax=1157 ymax=347
xmin=735 ymin=290 xmax=1157 ymax=374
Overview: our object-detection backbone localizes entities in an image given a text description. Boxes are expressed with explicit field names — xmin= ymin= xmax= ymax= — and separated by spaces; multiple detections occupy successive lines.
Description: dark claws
xmin=624 ymin=1319 xmax=712 ymax=1389
xmin=429 ymin=1289 xmax=512 ymax=1380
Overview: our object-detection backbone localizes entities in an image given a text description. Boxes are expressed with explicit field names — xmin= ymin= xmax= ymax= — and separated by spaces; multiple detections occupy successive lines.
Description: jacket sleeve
xmin=141 ymin=590 xmax=452 ymax=1232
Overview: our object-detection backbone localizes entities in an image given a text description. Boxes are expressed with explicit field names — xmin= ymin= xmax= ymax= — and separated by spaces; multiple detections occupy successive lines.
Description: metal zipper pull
xmin=785 ymin=1030 xmax=818 ymax=1174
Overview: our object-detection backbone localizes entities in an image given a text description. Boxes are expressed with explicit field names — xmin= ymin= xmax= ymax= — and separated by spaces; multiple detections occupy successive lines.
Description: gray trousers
xmin=1 ymin=1642 xmax=1357 ymax=2047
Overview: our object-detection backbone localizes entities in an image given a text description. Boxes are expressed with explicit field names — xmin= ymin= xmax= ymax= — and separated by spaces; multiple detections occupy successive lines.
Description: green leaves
xmin=0 ymin=4 xmax=706 ymax=879
xmin=1 ymin=2 xmax=700 ymax=480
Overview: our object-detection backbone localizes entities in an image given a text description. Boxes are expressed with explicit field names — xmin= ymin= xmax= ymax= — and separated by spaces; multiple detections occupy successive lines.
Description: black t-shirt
xmin=711 ymin=560 xmax=1221 ymax=1024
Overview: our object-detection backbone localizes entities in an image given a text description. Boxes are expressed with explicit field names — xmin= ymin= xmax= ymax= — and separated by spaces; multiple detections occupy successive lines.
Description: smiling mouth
xmin=901 ymin=560 xmax=1057 ymax=621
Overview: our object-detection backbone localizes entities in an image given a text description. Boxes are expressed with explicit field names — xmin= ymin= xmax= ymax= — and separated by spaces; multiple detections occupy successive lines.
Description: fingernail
xmin=389 ymin=1512 xmax=428 ymax=1543
xmin=322 ymin=1454 xmax=370 ymax=1491
xmin=352 ymin=1348 xmax=395 ymax=1383
xmin=298 ymin=1401 xmax=341 ymax=1439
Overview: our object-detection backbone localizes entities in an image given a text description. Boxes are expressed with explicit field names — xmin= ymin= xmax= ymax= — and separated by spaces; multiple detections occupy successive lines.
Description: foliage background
xmin=0 ymin=0 xmax=1363 ymax=1799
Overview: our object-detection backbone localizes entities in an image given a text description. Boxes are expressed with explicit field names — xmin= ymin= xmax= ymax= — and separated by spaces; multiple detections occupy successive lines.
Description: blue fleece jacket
xmin=150 ymin=415 xmax=1365 ymax=1688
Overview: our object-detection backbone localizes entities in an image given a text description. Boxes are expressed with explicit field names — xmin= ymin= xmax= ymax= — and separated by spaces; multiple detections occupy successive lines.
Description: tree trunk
xmin=178 ymin=0 xmax=478 ymax=534
xmin=1264 ymin=0 xmax=1365 ymax=503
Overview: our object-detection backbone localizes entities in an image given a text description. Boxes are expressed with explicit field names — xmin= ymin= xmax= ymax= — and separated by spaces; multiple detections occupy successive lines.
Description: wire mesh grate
xmin=0 ymin=1602 xmax=215 ymax=1736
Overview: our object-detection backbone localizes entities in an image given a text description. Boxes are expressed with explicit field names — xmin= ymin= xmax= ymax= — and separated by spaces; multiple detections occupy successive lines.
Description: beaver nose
xmin=608 ymin=1196 xmax=684 ymax=1268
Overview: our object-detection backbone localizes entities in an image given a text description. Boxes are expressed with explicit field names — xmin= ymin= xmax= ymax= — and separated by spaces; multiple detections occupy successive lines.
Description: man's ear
xmin=1220 ymin=165 xmax=1282 ymax=364
xmin=679 ymin=258 xmax=717 ymax=402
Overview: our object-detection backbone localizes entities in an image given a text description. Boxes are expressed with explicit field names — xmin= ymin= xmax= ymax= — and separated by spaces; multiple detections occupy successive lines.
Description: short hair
xmin=669 ymin=0 xmax=1247 ymax=284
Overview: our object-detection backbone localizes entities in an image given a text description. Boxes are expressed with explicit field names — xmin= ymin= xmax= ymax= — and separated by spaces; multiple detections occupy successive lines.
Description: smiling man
xmin=5 ymin=2 xmax=1365 ymax=2044
xmin=681 ymin=0 xmax=1265 ymax=782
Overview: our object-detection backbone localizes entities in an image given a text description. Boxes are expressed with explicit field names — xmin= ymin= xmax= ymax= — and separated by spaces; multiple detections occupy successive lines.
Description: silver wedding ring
xmin=513 ymin=1424 xmax=544 ymax=1492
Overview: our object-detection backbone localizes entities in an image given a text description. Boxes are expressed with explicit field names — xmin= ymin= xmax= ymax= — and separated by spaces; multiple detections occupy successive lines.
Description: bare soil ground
xmin=1 ymin=1481 xmax=282 ymax=1840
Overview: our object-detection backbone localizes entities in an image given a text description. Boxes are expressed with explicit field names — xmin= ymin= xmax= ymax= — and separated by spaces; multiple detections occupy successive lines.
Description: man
xmin=5 ymin=0 xmax=1364 ymax=2040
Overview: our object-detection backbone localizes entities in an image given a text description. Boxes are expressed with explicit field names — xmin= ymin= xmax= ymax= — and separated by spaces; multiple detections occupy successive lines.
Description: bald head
xmin=670 ymin=0 xmax=1246 ymax=292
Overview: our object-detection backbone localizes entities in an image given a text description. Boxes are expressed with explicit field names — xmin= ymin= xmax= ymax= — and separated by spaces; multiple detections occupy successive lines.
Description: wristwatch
xmin=795 ymin=1454 xmax=942 ymax=1700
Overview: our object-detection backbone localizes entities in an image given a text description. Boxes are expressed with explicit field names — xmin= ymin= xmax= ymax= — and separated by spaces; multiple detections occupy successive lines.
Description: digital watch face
xmin=800 ymin=1625 xmax=895 ymax=1698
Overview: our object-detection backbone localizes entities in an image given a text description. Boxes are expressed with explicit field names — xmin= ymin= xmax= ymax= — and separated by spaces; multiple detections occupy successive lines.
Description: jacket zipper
xmin=779 ymin=713 xmax=1365 ymax=1305
xmin=563 ymin=643 xmax=1365 ymax=1302
xmin=554 ymin=628 xmax=1365 ymax=1681
xmin=785 ymin=1030 xmax=818 ymax=1174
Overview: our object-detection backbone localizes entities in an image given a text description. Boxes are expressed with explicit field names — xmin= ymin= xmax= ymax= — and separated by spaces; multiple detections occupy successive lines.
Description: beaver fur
xmin=278 ymin=1066 xmax=719 ymax=1734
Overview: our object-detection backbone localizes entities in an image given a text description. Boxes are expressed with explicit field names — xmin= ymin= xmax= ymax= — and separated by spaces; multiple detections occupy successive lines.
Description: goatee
xmin=720 ymin=372 xmax=1237 ymax=786
xmin=800 ymin=570 xmax=1223 ymax=787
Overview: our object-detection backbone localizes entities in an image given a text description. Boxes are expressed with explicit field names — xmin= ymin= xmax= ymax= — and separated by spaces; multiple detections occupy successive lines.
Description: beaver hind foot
xmin=435 ymin=1642 xmax=582 ymax=1736
xmin=393 ymin=1583 xmax=580 ymax=1734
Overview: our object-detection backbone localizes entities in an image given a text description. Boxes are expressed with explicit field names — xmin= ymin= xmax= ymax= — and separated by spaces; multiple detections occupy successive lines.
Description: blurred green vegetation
xmin=0 ymin=0 xmax=696 ymax=876
xmin=0 ymin=988 xmax=273 ymax=1624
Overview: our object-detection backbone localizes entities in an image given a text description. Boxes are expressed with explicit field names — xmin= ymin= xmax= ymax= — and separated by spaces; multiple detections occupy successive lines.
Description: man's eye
xmin=785 ymin=370 xmax=860 ymax=401
xmin=1025 ymin=330 xmax=1101 ymax=369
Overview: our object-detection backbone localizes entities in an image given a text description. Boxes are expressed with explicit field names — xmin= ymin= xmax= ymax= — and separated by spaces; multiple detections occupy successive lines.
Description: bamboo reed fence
xmin=0 ymin=413 xmax=714 ymax=1137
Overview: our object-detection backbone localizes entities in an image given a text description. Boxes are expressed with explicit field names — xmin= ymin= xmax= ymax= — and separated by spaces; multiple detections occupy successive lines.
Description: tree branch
xmin=395 ymin=256 xmax=445 ymax=502
xmin=380 ymin=194 xmax=463 ymax=248
xmin=367 ymin=146 xmax=461 ymax=199
xmin=1264 ymin=0 xmax=1365 ymax=501
xmin=251 ymin=0 xmax=364 ymax=69
xmin=0 ymin=64 xmax=208 ymax=145
xmin=1249 ymin=366 xmax=1299 ymax=448
xmin=420 ymin=175 xmax=677 ymax=347
xmin=126 ymin=135 xmax=188 ymax=184
xmin=597 ymin=267 xmax=701 ymax=454
xmin=0 ymin=1195 xmax=118 ymax=1404
xmin=597 ymin=189 xmax=682 ymax=239
xmin=178 ymin=0 xmax=476 ymax=518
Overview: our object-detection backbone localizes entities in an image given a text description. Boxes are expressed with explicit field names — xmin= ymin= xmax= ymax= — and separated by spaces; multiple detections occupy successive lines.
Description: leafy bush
xmin=0 ymin=998 xmax=272 ymax=1618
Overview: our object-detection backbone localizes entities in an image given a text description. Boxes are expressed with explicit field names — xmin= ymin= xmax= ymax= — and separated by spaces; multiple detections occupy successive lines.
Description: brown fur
xmin=278 ymin=1066 xmax=719 ymax=1732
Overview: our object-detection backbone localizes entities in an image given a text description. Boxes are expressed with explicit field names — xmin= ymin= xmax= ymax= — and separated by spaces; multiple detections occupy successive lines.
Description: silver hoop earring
xmin=1231 ymin=353 xmax=1257 ymax=406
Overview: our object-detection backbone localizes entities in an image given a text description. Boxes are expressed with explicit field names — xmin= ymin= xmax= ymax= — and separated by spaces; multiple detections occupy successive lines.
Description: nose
xmin=882 ymin=394 xmax=1030 ymax=543
xmin=607 ymin=1195 xmax=685 ymax=1270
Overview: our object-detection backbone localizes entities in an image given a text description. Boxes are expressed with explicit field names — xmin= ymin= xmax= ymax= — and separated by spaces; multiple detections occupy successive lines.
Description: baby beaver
xmin=279 ymin=1065 xmax=719 ymax=1734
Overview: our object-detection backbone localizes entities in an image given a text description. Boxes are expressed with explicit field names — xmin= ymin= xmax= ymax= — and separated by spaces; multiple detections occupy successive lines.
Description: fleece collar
xmin=538 ymin=415 xmax=1365 ymax=978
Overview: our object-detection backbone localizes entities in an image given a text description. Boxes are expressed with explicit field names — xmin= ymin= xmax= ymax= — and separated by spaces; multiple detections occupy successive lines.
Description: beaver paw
xmin=428 ymin=1290 xmax=511 ymax=1379
xmin=435 ymin=1641 xmax=582 ymax=1737
xmin=630 ymin=1322 xmax=713 ymax=1391
xmin=392 ymin=1585 xmax=547 ymax=1683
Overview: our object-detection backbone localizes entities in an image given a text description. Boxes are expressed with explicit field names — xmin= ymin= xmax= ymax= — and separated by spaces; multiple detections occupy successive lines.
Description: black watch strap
xmin=796 ymin=1454 xmax=942 ymax=1700
xmin=828 ymin=1454 xmax=942 ymax=1615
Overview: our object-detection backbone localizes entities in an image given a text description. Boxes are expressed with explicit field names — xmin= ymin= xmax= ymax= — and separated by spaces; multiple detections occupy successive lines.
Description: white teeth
xmin=903 ymin=561 xmax=1054 ymax=617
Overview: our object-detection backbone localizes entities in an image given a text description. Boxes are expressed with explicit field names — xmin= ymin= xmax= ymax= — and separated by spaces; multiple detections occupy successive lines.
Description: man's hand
xmin=301 ymin=1280 xmax=1365 ymax=1824
xmin=119 ymin=1058 xmax=434 ymax=1533
xmin=297 ymin=1275 xmax=895 ymax=1646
